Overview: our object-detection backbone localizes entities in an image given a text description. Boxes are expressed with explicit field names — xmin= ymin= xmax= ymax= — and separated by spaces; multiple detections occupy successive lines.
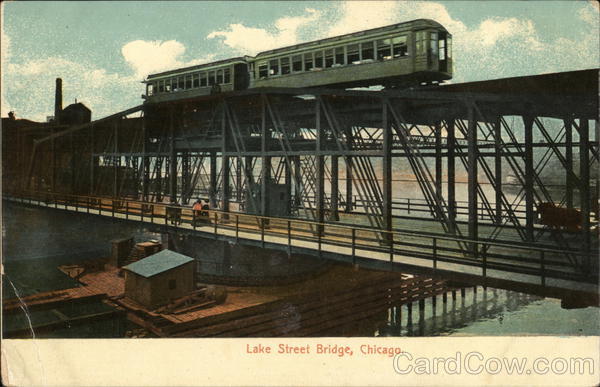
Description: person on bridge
xmin=192 ymin=199 xmax=202 ymax=226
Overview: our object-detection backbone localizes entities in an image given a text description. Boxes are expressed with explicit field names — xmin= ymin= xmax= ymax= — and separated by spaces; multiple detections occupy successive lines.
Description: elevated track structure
xmin=3 ymin=69 xmax=599 ymax=306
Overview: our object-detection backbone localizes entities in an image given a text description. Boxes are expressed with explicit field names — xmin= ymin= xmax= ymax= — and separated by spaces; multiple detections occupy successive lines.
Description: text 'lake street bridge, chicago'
xmin=3 ymin=69 xmax=599 ymax=308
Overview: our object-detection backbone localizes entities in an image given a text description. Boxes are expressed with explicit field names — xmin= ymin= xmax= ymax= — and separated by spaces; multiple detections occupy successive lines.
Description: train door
xmin=438 ymin=32 xmax=449 ymax=73
xmin=234 ymin=63 xmax=249 ymax=90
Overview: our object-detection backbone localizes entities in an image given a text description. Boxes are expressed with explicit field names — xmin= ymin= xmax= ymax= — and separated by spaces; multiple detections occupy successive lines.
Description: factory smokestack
xmin=54 ymin=78 xmax=62 ymax=124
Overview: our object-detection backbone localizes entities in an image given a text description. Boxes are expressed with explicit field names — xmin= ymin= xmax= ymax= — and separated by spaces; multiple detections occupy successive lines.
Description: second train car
xmin=143 ymin=19 xmax=452 ymax=103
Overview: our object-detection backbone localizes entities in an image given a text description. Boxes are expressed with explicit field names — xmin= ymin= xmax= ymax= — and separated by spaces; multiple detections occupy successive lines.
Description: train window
xmin=165 ymin=81 xmax=171 ymax=93
xmin=178 ymin=76 xmax=184 ymax=90
xmin=281 ymin=57 xmax=291 ymax=75
xmin=158 ymin=80 xmax=164 ymax=93
xmin=415 ymin=32 xmax=426 ymax=55
xmin=147 ymin=83 xmax=154 ymax=96
xmin=393 ymin=36 xmax=408 ymax=57
xmin=447 ymin=35 xmax=452 ymax=58
xmin=193 ymin=74 xmax=199 ymax=88
xmin=224 ymin=68 xmax=231 ymax=83
xmin=347 ymin=44 xmax=360 ymax=64
xmin=376 ymin=39 xmax=392 ymax=60
xmin=216 ymin=69 xmax=224 ymax=84
xmin=325 ymin=49 xmax=334 ymax=68
xmin=430 ymin=32 xmax=438 ymax=53
xmin=208 ymin=71 xmax=216 ymax=86
xmin=314 ymin=51 xmax=323 ymax=68
xmin=439 ymin=38 xmax=446 ymax=60
xmin=304 ymin=53 xmax=314 ymax=71
xmin=269 ymin=59 xmax=279 ymax=75
xmin=334 ymin=47 xmax=345 ymax=65
xmin=200 ymin=72 xmax=207 ymax=87
xmin=258 ymin=62 xmax=268 ymax=78
xmin=185 ymin=75 xmax=192 ymax=89
xmin=361 ymin=42 xmax=374 ymax=61
xmin=292 ymin=55 xmax=302 ymax=72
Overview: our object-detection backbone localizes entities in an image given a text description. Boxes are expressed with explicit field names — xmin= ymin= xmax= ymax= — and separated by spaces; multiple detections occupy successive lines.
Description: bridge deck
xmin=4 ymin=193 xmax=598 ymax=304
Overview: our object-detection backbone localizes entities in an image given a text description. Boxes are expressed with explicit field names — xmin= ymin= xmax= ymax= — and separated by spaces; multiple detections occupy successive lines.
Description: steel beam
xmin=579 ymin=118 xmax=590 ymax=259
xmin=236 ymin=157 xmax=242 ymax=201
xmin=209 ymin=151 xmax=217 ymax=208
xmin=261 ymin=96 xmax=271 ymax=217
xmin=345 ymin=126 xmax=353 ymax=213
xmin=113 ymin=122 xmax=118 ymax=198
xmin=435 ymin=121 xmax=442 ymax=209
xmin=523 ymin=115 xmax=535 ymax=242
xmin=447 ymin=119 xmax=456 ymax=234
xmin=565 ymin=118 xmax=574 ymax=208
xmin=467 ymin=108 xmax=478 ymax=254
xmin=494 ymin=117 xmax=502 ymax=224
xmin=285 ymin=157 xmax=292 ymax=215
xmin=382 ymin=100 xmax=393 ymax=239
xmin=316 ymin=98 xmax=325 ymax=226
xmin=293 ymin=156 xmax=302 ymax=209
xmin=221 ymin=104 xmax=230 ymax=212
xmin=169 ymin=108 xmax=177 ymax=203
xmin=330 ymin=155 xmax=339 ymax=221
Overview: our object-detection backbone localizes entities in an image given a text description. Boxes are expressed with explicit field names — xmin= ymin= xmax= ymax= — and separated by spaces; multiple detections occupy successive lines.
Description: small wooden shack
xmin=123 ymin=250 xmax=195 ymax=309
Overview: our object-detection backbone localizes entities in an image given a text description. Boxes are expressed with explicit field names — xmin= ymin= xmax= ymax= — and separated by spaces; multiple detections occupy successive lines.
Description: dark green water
xmin=2 ymin=200 xmax=598 ymax=337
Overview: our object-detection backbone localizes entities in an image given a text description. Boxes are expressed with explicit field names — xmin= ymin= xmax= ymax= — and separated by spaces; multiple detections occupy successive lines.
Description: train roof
xmin=146 ymin=56 xmax=248 ymax=80
xmin=254 ymin=19 xmax=446 ymax=58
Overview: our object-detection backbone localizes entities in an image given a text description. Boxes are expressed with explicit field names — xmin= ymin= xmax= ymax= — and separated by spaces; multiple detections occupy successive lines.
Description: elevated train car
xmin=143 ymin=19 xmax=452 ymax=104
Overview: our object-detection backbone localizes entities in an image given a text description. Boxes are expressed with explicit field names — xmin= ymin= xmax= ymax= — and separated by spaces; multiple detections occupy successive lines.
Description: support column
xmin=169 ymin=108 xmax=177 ymax=203
xmin=181 ymin=151 xmax=190 ymax=204
xmin=565 ymin=118 xmax=574 ymax=209
xmin=494 ymin=117 xmax=502 ymax=224
xmin=316 ymin=98 xmax=325 ymax=227
xmin=345 ymin=126 xmax=353 ymax=213
xmin=261 ymin=96 xmax=271 ymax=217
xmin=221 ymin=104 xmax=230 ymax=213
xmin=285 ymin=158 xmax=292 ymax=216
xmin=579 ymin=118 xmax=590 ymax=258
xmin=244 ymin=155 xmax=253 ymax=211
xmin=156 ymin=157 xmax=163 ymax=202
xmin=236 ymin=157 xmax=242 ymax=202
xmin=435 ymin=122 xmax=442 ymax=207
xmin=523 ymin=115 xmax=535 ymax=242
xmin=447 ymin=119 xmax=456 ymax=233
xmin=330 ymin=155 xmax=339 ymax=221
xmin=382 ymin=100 xmax=393 ymax=240
xmin=293 ymin=156 xmax=302 ymax=209
xmin=141 ymin=120 xmax=149 ymax=201
xmin=209 ymin=151 xmax=217 ymax=208
xmin=467 ymin=108 xmax=478 ymax=254
xmin=113 ymin=122 xmax=119 ymax=198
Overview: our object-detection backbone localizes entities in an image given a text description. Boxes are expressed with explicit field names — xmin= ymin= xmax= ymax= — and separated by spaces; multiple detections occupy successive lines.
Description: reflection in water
xmin=376 ymin=287 xmax=552 ymax=337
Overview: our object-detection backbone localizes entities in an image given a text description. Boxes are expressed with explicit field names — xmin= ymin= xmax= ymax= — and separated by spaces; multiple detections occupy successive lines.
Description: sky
xmin=1 ymin=1 xmax=598 ymax=121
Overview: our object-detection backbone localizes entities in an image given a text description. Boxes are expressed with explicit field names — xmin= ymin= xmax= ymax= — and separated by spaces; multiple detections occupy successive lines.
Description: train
xmin=143 ymin=19 xmax=452 ymax=103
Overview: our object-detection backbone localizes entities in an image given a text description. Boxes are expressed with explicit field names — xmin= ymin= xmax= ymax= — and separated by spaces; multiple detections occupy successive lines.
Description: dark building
xmin=123 ymin=250 xmax=195 ymax=308
xmin=60 ymin=102 xmax=91 ymax=125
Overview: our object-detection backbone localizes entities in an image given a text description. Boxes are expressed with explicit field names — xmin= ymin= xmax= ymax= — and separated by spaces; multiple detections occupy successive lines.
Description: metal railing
xmin=4 ymin=189 xmax=598 ymax=287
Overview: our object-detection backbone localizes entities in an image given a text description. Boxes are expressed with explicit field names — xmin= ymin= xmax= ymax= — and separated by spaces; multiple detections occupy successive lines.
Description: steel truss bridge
xmin=3 ymin=69 xmax=599 ymax=306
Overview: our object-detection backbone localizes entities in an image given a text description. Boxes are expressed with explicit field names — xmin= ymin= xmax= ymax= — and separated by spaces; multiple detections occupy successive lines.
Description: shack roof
xmin=123 ymin=249 xmax=194 ymax=278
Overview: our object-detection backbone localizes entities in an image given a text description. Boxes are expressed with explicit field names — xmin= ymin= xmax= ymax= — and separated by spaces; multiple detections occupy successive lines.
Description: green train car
xmin=143 ymin=19 xmax=452 ymax=103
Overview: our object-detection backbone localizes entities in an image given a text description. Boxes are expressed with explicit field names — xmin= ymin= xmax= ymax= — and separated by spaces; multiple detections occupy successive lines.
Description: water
xmin=2 ymin=200 xmax=598 ymax=337
xmin=373 ymin=287 xmax=600 ymax=337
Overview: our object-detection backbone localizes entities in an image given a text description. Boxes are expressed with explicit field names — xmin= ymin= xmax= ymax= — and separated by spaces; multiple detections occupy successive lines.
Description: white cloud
xmin=325 ymin=1 xmax=466 ymax=37
xmin=121 ymin=40 xmax=214 ymax=79
xmin=207 ymin=8 xmax=321 ymax=55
